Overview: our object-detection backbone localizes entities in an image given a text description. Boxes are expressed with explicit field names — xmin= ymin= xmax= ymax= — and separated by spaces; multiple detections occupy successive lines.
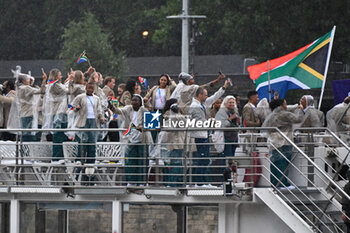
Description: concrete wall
xmin=123 ymin=204 xmax=218 ymax=233
xmin=238 ymin=203 xmax=292 ymax=233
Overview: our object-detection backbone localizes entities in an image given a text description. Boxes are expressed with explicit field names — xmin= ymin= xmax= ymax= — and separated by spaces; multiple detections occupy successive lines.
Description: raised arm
xmin=200 ymin=73 xmax=225 ymax=89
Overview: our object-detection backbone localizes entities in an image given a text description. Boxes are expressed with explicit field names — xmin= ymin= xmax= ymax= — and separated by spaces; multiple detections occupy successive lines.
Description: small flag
xmin=68 ymin=104 xmax=74 ymax=110
xmin=77 ymin=50 xmax=88 ymax=64
xmin=138 ymin=76 xmax=147 ymax=89
xmin=48 ymin=79 xmax=59 ymax=84
xmin=123 ymin=123 xmax=136 ymax=136
xmin=247 ymin=28 xmax=335 ymax=100
xmin=110 ymin=96 xmax=119 ymax=108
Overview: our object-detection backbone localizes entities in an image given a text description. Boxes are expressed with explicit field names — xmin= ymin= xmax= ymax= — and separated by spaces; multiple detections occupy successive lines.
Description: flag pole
xmin=267 ymin=60 xmax=271 ymax=102
xmin=318 ymin=26 xmax=336 ymax=109
xmin=87 ymin=59 xmax=92 ymax=67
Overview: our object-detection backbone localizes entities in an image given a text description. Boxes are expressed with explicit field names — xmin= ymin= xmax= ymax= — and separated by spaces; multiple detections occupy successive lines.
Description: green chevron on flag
xmin=248 ymin=27 xmax=335 ymax=102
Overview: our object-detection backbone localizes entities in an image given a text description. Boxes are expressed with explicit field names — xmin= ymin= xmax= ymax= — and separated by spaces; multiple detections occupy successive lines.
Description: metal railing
xmin=0 ymin=127 xmax=349 ymax=231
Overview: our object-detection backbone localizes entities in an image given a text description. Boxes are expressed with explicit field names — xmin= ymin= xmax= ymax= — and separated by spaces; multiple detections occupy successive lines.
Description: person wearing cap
xmin=172 ymin=72 xmax=226 ymax=114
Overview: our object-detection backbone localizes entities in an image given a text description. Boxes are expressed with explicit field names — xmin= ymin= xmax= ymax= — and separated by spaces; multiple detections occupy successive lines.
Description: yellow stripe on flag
xmin=304 ymin=38 xmax=330 ymax=60
xmin=298 ymin=63 xmax=324 ymax=81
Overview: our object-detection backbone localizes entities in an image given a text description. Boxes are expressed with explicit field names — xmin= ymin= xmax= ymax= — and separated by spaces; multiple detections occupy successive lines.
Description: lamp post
xmin=167 ymin=0 xmax=206 ymax=73
xmin=142 ymin=31 xmax=149 ymax=39
xmin=142 ymin=31 xmax=150 ymax=56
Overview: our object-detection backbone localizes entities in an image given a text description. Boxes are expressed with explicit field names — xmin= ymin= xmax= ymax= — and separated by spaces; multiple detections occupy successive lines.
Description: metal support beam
xmin=171 ymin=204 xmax=187 ymax=233
xmin=181 ymin=0 xmax=189 ymax=73
xmin=10 ymin=200 xmax=19 ymax=233
xmin=218 ymin=203 xmax=240 ymax=233
xmin=112 ymin=201 xmax=122 ymax=233
xmin=1 ymin=203 xmax=10 ymax=233
xmin=35 ymin=207 xmax=45 ymax=233
xmin=58 ymin=210 xmax=67 ymax=233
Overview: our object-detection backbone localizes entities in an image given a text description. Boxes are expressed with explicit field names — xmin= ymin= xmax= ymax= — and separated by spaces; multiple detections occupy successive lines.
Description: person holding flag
xmin=69 ymin=70 xmax=86 ymax=99
xmin=138 ymin=76 xmax=147 ymax=90
xmin=77 ymin=50 xmax=91 ymax=66
xmin=114 ymin=94 xmax=153 ymax=186
xmin=42 ymin=68 xmax=72 ymax=161
xmin=70 ymin=82 xmax=105 ymax=164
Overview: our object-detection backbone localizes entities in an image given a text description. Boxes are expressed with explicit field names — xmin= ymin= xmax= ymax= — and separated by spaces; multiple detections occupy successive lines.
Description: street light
xmin=142 ymin=31 xmax=149 ymax=39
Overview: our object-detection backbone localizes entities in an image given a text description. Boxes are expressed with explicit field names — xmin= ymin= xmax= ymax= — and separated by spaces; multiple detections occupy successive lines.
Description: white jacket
xmin=189 ymin=87 xmax=225 ymax=138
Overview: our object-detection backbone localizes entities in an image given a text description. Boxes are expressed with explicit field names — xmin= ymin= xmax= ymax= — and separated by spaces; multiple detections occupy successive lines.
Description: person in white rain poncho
xmin=42 ymin=69 xmax=72 ymax=161
xmin=69 ymin=70 xmax=86 ymax=100
xmin=262 ymin=98 xmax=303 ymax=189
xmin=15 ymin=73 xmax=46 ymax=142
xmin=255 ymin=98 xmax=271 ymax=124
xmin=299 ymin=95 xmax=324 ymax=127
xmin=327 ymin=96 xmax=350 ymax=133
xmin=171 ymin=72 xmax=225 ymax=114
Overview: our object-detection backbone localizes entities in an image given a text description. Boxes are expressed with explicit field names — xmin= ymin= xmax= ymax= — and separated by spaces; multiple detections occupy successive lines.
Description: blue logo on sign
xmin=143 ymin=110 xmax=161 ymax=129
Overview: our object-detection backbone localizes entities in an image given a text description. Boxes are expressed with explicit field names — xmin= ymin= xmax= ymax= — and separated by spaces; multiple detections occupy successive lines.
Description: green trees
xmin=59 ymin=12 xmax=126 ymax=79
xmin=0 ymin=0 xmax=349 ymax=64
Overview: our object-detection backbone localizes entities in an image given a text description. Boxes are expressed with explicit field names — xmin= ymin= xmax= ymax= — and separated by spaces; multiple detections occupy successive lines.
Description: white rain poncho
xmin=8 ymin=75 xmax=43 ymax=136
xmin=262 ymin=106 xmax=303 ymax=149
xmin=327 ymin=102 xmax=350 ymax=133
xmin=170 ymin=72 xmax=192 ymax=101
xmin=170 ymin=72 xmax=199 ymax=114
xmin=170 ymin=80 xmax=185 ymax=101
xmin=299 ymin=95 xmax=322 ymax=128
xmin=255 ymin=98 xmax=271 ymax=124
xmin=42 ymin=81 xmax=69 ymax=133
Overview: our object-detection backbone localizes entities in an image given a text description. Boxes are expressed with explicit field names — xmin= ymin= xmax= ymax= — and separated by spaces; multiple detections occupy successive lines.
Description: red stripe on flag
xmin=247 ymin=43 xmax=311 ymax=80
xmin=123 ymin=126 xmax=130 ymax=136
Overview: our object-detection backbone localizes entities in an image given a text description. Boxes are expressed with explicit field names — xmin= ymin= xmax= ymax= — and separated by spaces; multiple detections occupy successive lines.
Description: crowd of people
xmin=0 ymin=66 xmax=349 ymax=187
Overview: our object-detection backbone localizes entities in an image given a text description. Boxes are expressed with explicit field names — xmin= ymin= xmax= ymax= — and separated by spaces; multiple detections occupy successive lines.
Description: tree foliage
xmin=59 ymin=12 xmax=127 ymax=79
xmin=0 ymin=0 xmax=349 ymax=63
